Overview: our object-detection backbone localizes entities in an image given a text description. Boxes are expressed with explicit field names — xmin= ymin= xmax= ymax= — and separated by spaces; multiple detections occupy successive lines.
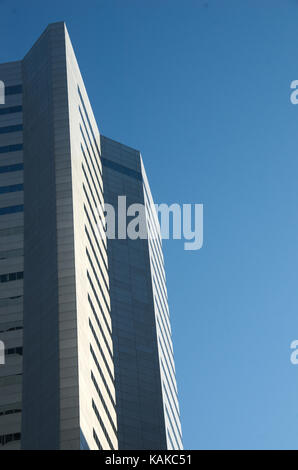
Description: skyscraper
xmin=0 ymin=22 xmax=182 ymax=450
xmin=101 ymin=137 xmax=183 ymax=450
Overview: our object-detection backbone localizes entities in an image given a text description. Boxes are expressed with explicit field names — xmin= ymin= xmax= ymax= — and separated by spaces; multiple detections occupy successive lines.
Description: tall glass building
xmin=101 ymin=137 xmax=183 ymax=450
xmin=0 ymin=22 xmax=182 ymax=450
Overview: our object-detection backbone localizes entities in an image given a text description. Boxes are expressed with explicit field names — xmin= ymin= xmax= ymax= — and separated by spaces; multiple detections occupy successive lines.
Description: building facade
xmin=101 ymin=137 xmax=183 ymax=450
xmin=0 ymin=22 xmax=182 ymax=450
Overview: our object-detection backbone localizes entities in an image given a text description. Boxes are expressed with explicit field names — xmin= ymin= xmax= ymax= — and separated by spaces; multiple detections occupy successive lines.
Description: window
xmin=0 ymin=144 xmax=23 ymax=154
xmin=0 ymin=205 xmax=24 ymax=215
xmin=0 ymin=271 xmax=23 ymax=283
xmin=0 ymin=163 xmax=23 ymax=174
xmin=0 ymin=105 xmax=22 ymax=116
xmin=0 ymin=184 xmax=23 ymax=194
xmin=92 ymin=399 xmax=115 ymax=450
xmin=0 ymin=432 xmax=21 ymax=446
xmin=0 ymin=124 xmax=22 ymax=134
xmin=93 ymin=428 xmax=102 ymax=450
xmin=5 ymin=84 xmax=22 ymax=96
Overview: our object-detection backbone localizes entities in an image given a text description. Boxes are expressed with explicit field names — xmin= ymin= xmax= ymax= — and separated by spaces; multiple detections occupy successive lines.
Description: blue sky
xmin=1 ymin=0 xmax=298 ymax=449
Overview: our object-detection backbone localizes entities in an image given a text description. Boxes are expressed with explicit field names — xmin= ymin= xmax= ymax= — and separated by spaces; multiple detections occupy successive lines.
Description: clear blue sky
xmin=1 ymin=0 xmax=298 ymax=450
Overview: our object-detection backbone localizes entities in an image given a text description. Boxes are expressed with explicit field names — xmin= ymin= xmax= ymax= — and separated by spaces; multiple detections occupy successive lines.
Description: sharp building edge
xmin=0 ymin=22 xmax=183 ymax=450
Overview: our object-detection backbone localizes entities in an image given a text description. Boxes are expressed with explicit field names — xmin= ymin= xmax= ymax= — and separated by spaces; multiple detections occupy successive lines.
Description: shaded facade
xmin=0 ymin=62 xmax=24 ymax=450
xmin=101 ymin=137 xmax=183 ymax=450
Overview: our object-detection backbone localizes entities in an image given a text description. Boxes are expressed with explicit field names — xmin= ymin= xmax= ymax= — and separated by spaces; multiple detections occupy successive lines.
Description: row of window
xmin=159 ymin=341 xmax=177 ymax=401
xmin=153 ymin=275 xmax=170 ymax=326
xmin=0 ymin=432 xmax=21 ymax=446
xmin=0 ymin=163 xmax=23 ymax=174
xmin=0 ymin=124 xmax=22 ymax=135
xmin=5 ymin=84 xmax=22 ymax=96
xmin=6 ymin=346 xmax=23 ymax=356
xmin=84 ymin=206 xmax=106 ymax=270
xmin=82 ymin=164 xmax=101 ymax=213
xmin=80 ymin=129 xmax=104 ymax=196
xmin=81 ymin=145 xmax=104 ymax=205
xmin=0 ymin=325 xmax=22 ymax=334
xmin=90 ymin=344 xmax=115 ymax=409
xmin=154 ymin=299 xmax=172 ymax=363
xmin=89 ymin=318 xmax=114 ymax=384
xmin=0 ymin=143 xmax=23 ymax=154
xmin=143 ymin=182 xmax=163 ymax=254
xmin=91 ymin=370 xmax=117 ymax=436
xmin=83 ymin=183 xmax=101 ymax=232
xmin=92 ymin=399 xmax=115 ymax=450
xmin=158 ymin=335 xmax=177 ymax=391
xmin=150 ymin=245 xmax=169 ymax=314
xmin=165 ymin=404 xmax=182 ymax=450
xmin=160 ymin=359 xmax=180 ymax=420
xmin=82 ymin=157 xmax=103 ymax=210
xmin=85 ymin=225 xmax=108 ymax=282
xmin=87 ymin=270 xmax=111 ymax=336
xmin=93 ymin=428 xmax=102 ymax=450
xmin=79 ymin=107 xmax=102 ymax=179
xmin=156 ymin=314 xmax=174 ymax=373
xmin=101 ymin=157 xmax=142 ymax=181
xmin=167 ymin=430 xmax=176 ymax=451
xmin=82 ymin=165 xmax=106 ymax=235
xmin=0 ymin=204 xmax=24 ymax=215
xmin=163 ymin=380 xmax=182 ymax=441
xmin=0 ymin=408 xmax=21 ymax=417
xmin=146 ymin=218 xmax=167 ymax=297
xmin=0 ymin=183 xmax=23 ymax=194
xmin=88 ymin=294 xmax=113 ymax=360
xmin=0 ymin=105 xmax=22 ymax=116
xmin=78 ymin=86 xmax=101 ymax=159
xmin=0 ymin=271 xmax=23 ymax=283
xmin=86 ymin=249 xmax=110 ymax=314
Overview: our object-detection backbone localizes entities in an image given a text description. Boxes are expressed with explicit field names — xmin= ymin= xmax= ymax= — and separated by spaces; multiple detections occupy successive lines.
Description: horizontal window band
xmin=78 ymin=86 xmax=101 ymax=158
xmin=0 ymin=432 xmax=21 ymax=447
xmin=90 ymin=344 xmax=115 ymax=409
xmin=5 ymin=84 xmax=22 ymax=96
xmin=0 ymin=324 xmax=23 ymax=334
xmin=5 ymin=346 xmax=23 ymax=356
xmin=0 ymin=163 xmax=23 ymax=173
xmin=0 ymin=183 xmax=23 ymax=194
xmin=92 ymin=399 xmax=115 ymax=450
xmin=0 ymin=402 xmax=22 ymax=414
xmin=93 ymin=429 xmax=102 ymax=450
xmin=0 ymin=105 xmax=22 ymax=115
xmin=0 ymin=204 xmax=24 ymax=215
xmin=0 ymin=124 xmax=23 ymax=134
xmin=0 ymin=144 xmax=23 ymax=154
xmin=0 ymin=408 xmax=21 ymax=417
xmin=0 ymin=271 xmax=23 ymax=283
xmin=101 ymin=157 xmax=142 ymax=181
xmin=89 ymin=318 xmax=114 ymax=384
